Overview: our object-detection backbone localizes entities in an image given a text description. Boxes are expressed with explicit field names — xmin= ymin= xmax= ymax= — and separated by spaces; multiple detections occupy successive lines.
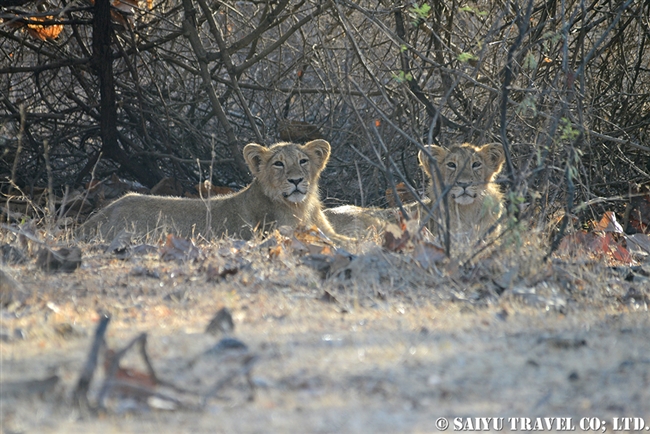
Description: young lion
xmin=78 ymin=140 xmax=349 ymax=243
xmin=324 ymin=205 xmax=392 ymax=237
xmin=324 ymin=202 xmax=425 ymax=237
xmin=325 ymin=143 xmax=504 ymax=240
xmin=418 ymin=143 xmax=505 ymax=239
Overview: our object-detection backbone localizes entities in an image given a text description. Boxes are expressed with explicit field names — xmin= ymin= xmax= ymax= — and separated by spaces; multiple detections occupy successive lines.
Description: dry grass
xmin=1 ymin=224 xmax=649 ymax=433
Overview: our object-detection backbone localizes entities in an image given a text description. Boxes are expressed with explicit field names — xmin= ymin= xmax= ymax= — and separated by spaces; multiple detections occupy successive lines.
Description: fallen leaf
xmin=294 ymin=225 xmax=330 ymax=245
xmin=626 ymin=233 xmax=650 ymax=257
xmin=592 ymin=233 xmax=632 ymax=263
xmin=36 ymin=247 xmax=82 ymax=273
xmin=269 ymin=243 xmax=283 ymax=259
xmin=412 ymin=241 xmax=445 ymax=269
xmin=107 ymin=230 xmax=133 ymax=258
xmin=206 ymin=262 xmax=240 ymax=281
xmin=593 ymin=211 xmax=624 ymax=233
xmin=160 ymin=235 xmax=201 ymax=262
xmin=627 ymin=187 xmax=650 ymax=233
xmin=206 ymin=307 xmax=234 ymax=335
xmin=558 ymin=231 xmax=632 ymax=264
xmin=104 ymin=349 xmax=157 ymax=394
xmin=383 ymin=223 xmax=411 ymax=252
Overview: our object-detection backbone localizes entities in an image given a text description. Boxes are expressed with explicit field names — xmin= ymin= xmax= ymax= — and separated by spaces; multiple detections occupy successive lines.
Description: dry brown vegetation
xmin=1 ymin=0 xmax=650 ymax=432
xmin=2 ymin=220 xmax=650 ymax=432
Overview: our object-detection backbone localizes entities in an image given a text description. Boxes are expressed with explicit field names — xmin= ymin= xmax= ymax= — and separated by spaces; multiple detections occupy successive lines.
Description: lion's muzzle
xmin=451 ymin=183 xmax=477 ymax=205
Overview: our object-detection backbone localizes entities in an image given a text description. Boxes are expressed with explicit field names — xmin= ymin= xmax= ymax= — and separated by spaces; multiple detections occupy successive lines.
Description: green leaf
xmin=411 ymin=3 xmax=431 ymax=19
xmin=523 ymin=52 xmax=538 ymax=70
xmin=459 ymin=5 xmax=487 ymax=15
xmin=457 ymin=52 xmax=478 ymax=63
xmin=409 ymin=3 xmax=431 ymax=25
xmin=559 ymin=117 xmax=580 ymax=142
xmin=392 ymin=71 xmax=413 ymax=83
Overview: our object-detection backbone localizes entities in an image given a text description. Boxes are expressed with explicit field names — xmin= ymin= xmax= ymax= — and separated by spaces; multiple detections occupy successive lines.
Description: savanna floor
xmin=1 ymin=229 xmax=649 ymax=434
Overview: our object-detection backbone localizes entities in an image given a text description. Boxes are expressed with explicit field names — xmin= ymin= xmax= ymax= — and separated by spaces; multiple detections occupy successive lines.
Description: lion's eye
xmin=273 ymin=161 xmax=284 ymax=168
xmin=472 ymin=161 xmax=482 ymax=169
xmin=299 ymin=158 xmax=309 ymax=165
xmin=446 ymin=162 xmax=457 ymax=169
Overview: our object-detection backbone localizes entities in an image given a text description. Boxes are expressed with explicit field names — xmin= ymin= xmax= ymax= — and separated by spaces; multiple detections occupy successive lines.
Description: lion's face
xmin=243 ymin=139 xmax=331 ymax=204
xmin=418 ymin=143 xmax=505 ymax=206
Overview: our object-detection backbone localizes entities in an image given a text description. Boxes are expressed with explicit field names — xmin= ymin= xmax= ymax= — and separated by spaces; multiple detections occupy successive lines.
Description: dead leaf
xmin=6 ymin=15 xmax=63 ymax=41
xmin=294 ymin=225 xmax=330 ymax=245
xmin=290 ymin=237 xmax=309 ymax=255
xmin=53 ymin=322 xmax=85 ymax=339
xmin=593 ymin=211 xmax=624 ymax=233
xmin=160 ymin=235 xmax=201 ymax=262
xmin=26 ymin=16 xmax=63 ymax=40
xmin=104 ymin=349 xmax=157 ymax=396
xmin=206 ymin=307 xmax=234 ymax=335
xmin=412 ymin=241 xmax=445 ymax=269
xmin=592 ymin=233 xmax=632 ymax=263
xmin=107 ymin=230 xmax=133 ymax=258
xmin=627 ymin=186 xmax=650 ymax=233
xmin=558 ymin=231 xmax=632 ymax=264
xmin=269 ymin=243 xmax=283 ymax=259
xmin=301 ymin=254 xmax=334 ymax=278
xmin=206 ymin=262 xmax=240 ymax=281
xmin=302 ymin=251 xmax=353 ymax=279
xmin=36 ymin=247 xmax=82 ymax=273
xmin=382 ymin=223 xmax=412 ymax=252
xmin=385 ymin=182 xmax=417 ymax=208
xmin=626 ymin=233 xmax=650 ymax=257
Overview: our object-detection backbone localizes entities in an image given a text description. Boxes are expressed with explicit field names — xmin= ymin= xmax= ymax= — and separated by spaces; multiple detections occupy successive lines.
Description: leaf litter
xmin=1 ymin=212 xmax=650 ymax=432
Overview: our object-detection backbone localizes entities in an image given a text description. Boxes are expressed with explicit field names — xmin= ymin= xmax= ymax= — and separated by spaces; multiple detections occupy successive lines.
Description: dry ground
xmin=1 ymin=230 xmax=649 ymax=434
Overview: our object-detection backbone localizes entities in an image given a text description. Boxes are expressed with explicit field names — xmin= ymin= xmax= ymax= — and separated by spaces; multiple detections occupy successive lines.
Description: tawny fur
xmin=418 ymin=143 xmax=505 ymax=240
xmin=324 ymin=202 xmax=426 ymax=237
xmin=324 ymin=205 xmax=392 ymax=237
xmin=78 ymin=140 xmax=350 ymax=244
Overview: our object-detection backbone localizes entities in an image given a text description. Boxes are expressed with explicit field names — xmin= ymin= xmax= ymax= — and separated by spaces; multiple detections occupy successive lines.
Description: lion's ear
xmin=478 ymin=143 xmax=505 ymax=174
xmin=302 ymin=139 xmax=331 ymax=171
xmin=418 ymin=145 xmax=447 ymax=178
xmin=243 ymin=143 xmax=268 ymax=176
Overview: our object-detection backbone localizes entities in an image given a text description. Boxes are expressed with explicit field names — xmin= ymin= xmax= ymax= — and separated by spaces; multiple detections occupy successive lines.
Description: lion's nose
xmin=457 ymin=181 xmax=471 ymax=189
xmin=288 ymin=177 xmax=303 ymax=187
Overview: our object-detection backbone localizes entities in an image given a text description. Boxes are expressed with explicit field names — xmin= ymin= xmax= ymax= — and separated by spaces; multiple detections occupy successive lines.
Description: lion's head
xmin=243 ymin=139 xmax=331 ymax=205
xmin=416 ymin=143 xmax=506 ymax=238
xmin=418 ymin=143 xmax=505 ymax=206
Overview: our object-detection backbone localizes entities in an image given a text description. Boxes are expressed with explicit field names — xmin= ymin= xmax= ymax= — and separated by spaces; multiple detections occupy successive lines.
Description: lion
xmin=77 ymin=140 xmax=350 ymax=244
xmin=324 ymin=201 xmax=426 ymax=237
xmin=324 ymin=205 xmax=392 ymax=237
xmin=417 ymin=142 xmax=505 ymax=239
xmin=326 ymin=143 xmax=505 ymax=240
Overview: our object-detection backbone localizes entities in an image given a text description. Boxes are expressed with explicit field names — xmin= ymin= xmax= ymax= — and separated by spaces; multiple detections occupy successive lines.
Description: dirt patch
xmin=1 ymin=232 xmax=649 ymax=433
